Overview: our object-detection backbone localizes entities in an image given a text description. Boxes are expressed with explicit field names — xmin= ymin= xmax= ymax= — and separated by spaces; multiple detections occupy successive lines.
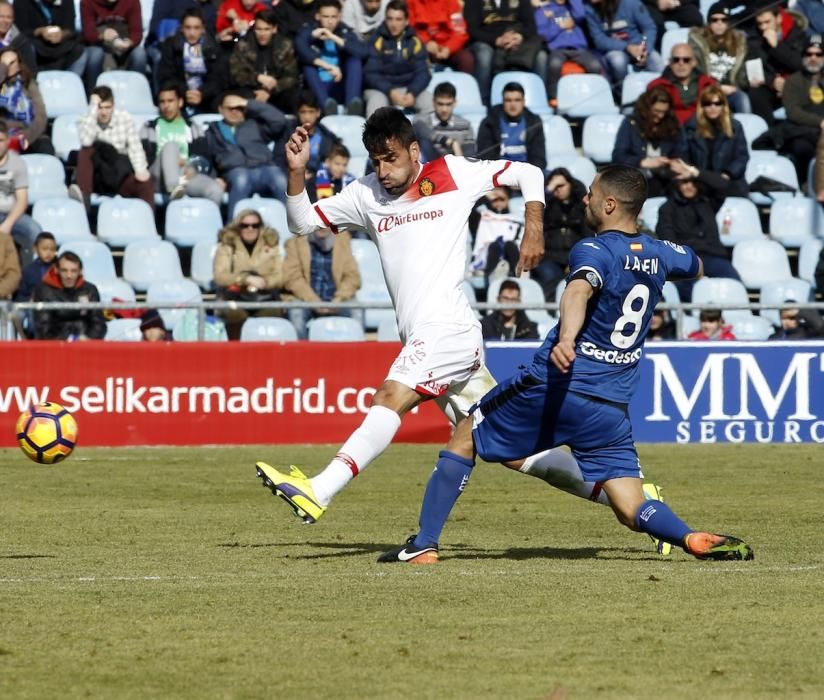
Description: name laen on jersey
xmin=623 ymin=254 xmax=659 ymax=275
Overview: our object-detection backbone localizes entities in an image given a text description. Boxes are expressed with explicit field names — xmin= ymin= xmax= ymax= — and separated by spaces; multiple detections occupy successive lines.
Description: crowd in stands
xmin=0 ymin=0 xmax=823 ymax=342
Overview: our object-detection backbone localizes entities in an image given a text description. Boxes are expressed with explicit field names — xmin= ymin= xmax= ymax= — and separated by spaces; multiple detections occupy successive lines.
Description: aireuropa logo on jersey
xmin=376 ymin=209 xmax=443 ymax=233
xmin=635 ymin=343 xmax=824 ymax=444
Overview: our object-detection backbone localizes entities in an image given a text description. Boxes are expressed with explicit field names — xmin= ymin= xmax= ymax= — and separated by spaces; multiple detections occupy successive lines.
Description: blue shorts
xmin=471 ymin=369 xmax=641 ymax=482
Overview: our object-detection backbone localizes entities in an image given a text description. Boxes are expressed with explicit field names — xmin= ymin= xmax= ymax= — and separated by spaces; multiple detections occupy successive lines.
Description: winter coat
xmin=648 ymin=68 xmax=717 ymax=126
xmin=273 ymin=119 xmax=340 ymax=174
xmin=294 ymin=19 xmax=370 ymax=67
xmin=683 ymin=116 xmax=749 ymax=181
xmin=584 ymin=0 xmax=657 ymax=54
xmin=477 ymin=105 xmax=546 ymax=171
xmin=364 ymin=24 xmax=430 ymax=97
xmin=481 ymin=309 xmax=539 ymax=341
xmin=282 ymin=232 xmax=361 ymax=303
xmin=534 ymin=0 xmax=588 ymax=51
xmin=655 ymin=189 xmax=727 ymax=259
xmin=0 ymin=63 xmax=48 ymax=147
xmin=746 ymin=8 xmax=808 ymax=84
xmin=688 ymin=26 xmax=749 ymax=90
xmin=230 ymin=32 xmax=299 ymax=96
xmin=213 ymin=225 xmax=284 ymax=292
xmin=14 ymin=256 xmax=49 ymax=301
xmin=203 ymin=99 xmax=286 ymax=174
xmin=273 ymin=0 xmax=318 ymax=39
xmin=0 ymin=232 xmax=21 ymax=299
xmin=688 ymin=325 xmax=736 ymax=341
xmin=32 ymin=265 xmax=106 ymax=339
xmin=81 ymin=0 xmax=144 ymax=47
xmin=215 ymin=0 xmax=266 ymax=34
xmin=157 ymin=32 xmax=227 ymax=111
xmin=147 ymin=0 xmax=217 ymax=45
xmin=14 ymin=0 xmax=85 ymax=70
xmin=611 ymin=116 xmax=684 ymax=167
xmin=783 ymin=69 xmax=824 ymax=129
xmin=544 ymin=177 xmax=593 ymax=266
xmin=464 ymin=0 xmax=537 ymax=46
xmin=407 ymin=0 xmax=469 ymax=55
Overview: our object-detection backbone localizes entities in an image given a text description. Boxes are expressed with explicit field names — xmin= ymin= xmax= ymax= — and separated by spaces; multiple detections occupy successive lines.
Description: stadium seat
xmin=639 ymin=196 xmax=666 ymax=233
xmin=427 ymin=71 xmax=485 ymax=117
xmin=240 ymin=317 xmax=299 ymax=342
xmin=32 ymin=197 xmax=92 ymax=244
xmin=319 ymin=115 xmax=368 ymax=158
xmin=232 ymin=196 xmax=291 ymax=250
xmin=732 ymin=239 xmax=792 ymax=290
xmin=347 ymin=155 xmax=368 ymax=177
xmin=37 ymin=70 xmax=87 ymax=118
xmin=582 ymin=114 xmax=625 ymax=163
xmin=620 ymin=71 xmax=660 ymax=110
xmin=95 ymin=277 xmax=136 ymax=304
xmin=96 ymin=197 xmax=160 ymax=247
xmin=357 ymin=282 xmax=393 ymax=330
xmin=146 ymin=278 xmax=203 ymax=330
xmin=768 ymin=195 xmax=824 ymax=247
xmin=172 ymin=309 xmax=228 ymax=341
xmin=660 ymin=27 xmax=689 ymax=62
xmin=546 ymin=153 xmax=597 ymax=187
xmin=662 ymin=280 xmax=680 ymax=305
xmin=715 ymin=197 xmax=764 ymax=247
xmin=537 ymin=317 xmax=558 ymax=337
xmin=745 ymin=152 xmax=799 ymax=204
xmin=731 ymin=315 xmax=774 ymax=341
xmin=490 ymin=71 xmax=552 ymax=115
xmin=487 ymin=276 xmax=551 ymax=323
xmin=22 ymin=154 xmax=68 ymax=202
xmin=556 ymin=74 xmax=619 ymax=117
xmin=58 ymin=240 xmax=117 ymax=283
xmin=679 ymin=313 xmax=700 ymax=338
xmin=798 ymin=239 xmax=824 ymax=287
xmin=376 ymin=317 xmax=401 ymax=341
xmin=733 ymin=113 xmax=769 ymax=153
xmin=307 ymin=316 xmax=365 ymax=341
xmin=759 ymin=278 xmax=812 ymax=326
xmin=50 ymin=115 xmax=81 ymax=162
xmin=165 ymin=198 xmax=223 ymax=247
xmin=190 ymin=113 xmax=223 ymax=130
xmin=543 ymin=115 xmax=576 ymax=160
xmin=350 ymin=238 xmax=384 ymax=288
xmin=506 ymin=196 xmax=526 ymax=225
xmin=190 ymin=240 xmax=218 ymax=290
xmin=96 ymin=71 xmax=158 ymax=116
xmin=105 ymin=318 xmax=142 ymax=341
xmin=122 ymin=240 xmax=183 ymax=291
xmin=691 ymin=277 xmax=752 ymax=321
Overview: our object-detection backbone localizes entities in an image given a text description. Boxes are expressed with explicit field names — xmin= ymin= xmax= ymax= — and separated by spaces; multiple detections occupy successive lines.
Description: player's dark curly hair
xmin=362 ymin=107 xmax=416 ymax=156
xmin=597 ymin=165 xmax=648 ymax=217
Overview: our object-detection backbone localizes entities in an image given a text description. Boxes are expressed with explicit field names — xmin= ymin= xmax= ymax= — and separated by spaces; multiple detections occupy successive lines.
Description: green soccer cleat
xmin=685 ymin=532 xmax=754 ymax=561
xmin=255 ymin=462 xmax=327 ymax=524
xmin=642 ymin=482 xmax=672 ymax=556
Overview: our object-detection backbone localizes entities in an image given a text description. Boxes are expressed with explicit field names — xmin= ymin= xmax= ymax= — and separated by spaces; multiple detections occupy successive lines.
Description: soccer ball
xmin=15 ymin=402 xmax=78 ymax=464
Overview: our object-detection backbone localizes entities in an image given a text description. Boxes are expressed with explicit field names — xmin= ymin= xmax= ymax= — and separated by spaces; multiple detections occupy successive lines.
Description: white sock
xmin=519 ymin=449 xmax=610 ymax=506
xmin=310 ymin=405 xmax=402 ymax=506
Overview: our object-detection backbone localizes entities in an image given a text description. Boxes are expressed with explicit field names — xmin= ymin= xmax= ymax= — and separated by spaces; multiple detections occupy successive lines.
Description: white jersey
xmin=287 ymin=155 xmax=545 ymax=340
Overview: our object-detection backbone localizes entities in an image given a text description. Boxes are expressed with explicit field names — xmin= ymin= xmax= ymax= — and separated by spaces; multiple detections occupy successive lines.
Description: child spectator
xmin=310 ymin=142 xmax=356 ymax=201
xmin=14 ymin=230 xmax=55 ymax=301
xmin=140 ymin=308 xmax=171 ymax=341
xmin=688 ymin=308 xmax=736 ymax=340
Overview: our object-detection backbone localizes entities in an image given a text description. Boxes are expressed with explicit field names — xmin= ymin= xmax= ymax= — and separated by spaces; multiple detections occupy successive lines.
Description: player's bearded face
xmin=584 ymin=183 xmax=602 ymax=230
xmin=370 ymin=139 xmax=420 ymax=196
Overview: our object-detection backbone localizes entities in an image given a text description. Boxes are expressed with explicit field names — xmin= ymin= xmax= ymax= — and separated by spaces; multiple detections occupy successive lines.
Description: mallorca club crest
xmin=418 ymin=177 xmax=435 ymax=196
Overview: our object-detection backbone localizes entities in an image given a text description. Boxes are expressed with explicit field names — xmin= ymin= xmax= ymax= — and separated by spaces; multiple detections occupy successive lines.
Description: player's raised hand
xmin=285 ymin=125 xmax=311 ymax=172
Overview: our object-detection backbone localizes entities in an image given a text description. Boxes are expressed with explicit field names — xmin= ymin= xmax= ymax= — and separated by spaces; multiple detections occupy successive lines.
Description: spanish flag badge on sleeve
xmin=630 ymin=242 xmax=643 ymax=252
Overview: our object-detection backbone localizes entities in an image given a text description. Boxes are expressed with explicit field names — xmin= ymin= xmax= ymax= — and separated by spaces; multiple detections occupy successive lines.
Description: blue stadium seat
xmin=582 ymin=114 xmax=625 ymax=163
xmin=58 ymin=240 xmax=117 ymax=283
xmin=662 ymin=280 xmax=680 ymax=305
xmin=546 ymin=154 xmax=597 ymax=187
xmin=95 ymin=71 xmax=158 ymax=116
xmin=240 ymin=317 xmax=299 ymax=342
xmin=798 ymin=239 xmax=824 ymax=287
xmin=487 ymin=276 xmax=551 ymax=323
xmin=32 ymin=197 xmax=92 ymax=244
xmin=746 ymin=152 xmax=799 ymax=204
xmin=691 ymin=277 xmax=752 ymax=321
xmin=357 ymin=283 xmax=393 ymax=330
xmin=94 ymin=277 xmax=136 ymax=303
xmin=731 ymin=315 xmax=774 ymax=340
xmin=50 ymin=115 xmax=81 ymax=162
xmin=376 ymin=318 xmax=401 ymax=342
xmin=733 ymin=114 xmax=769 ymax=153
xmin=22 ymin=154 xmax=68 ymax=202
xmin=165 ymin=198 xmax=223 ymax=247
xmin=307 ymin=316 xmax=365 ymax=341
xmin=759 ymin=278 xmax=812 ymax=326
xmin=122 ymin=240 xmax=183 ymax=291
xmin=620 ymin=71 xmax=660 ymax=110
xmin=715 ymin=197 xmax=764 ymax=247
xmin=427 ymin=71 xmax=485 ymax=117
xmin=105 ymin=318 xmax=142 ymax=341
xmin=768 ymin=195 xmax=824 ymax=247
xmin=557 ymin=75 xmax=618 ymax=117
xmin=660 ymin=27 xmax=690 ymax=62
xmin=37 ymin=71 xmax=87 ymax=118
xmin=490 ymin=71 xmax=553 ymax=115
xmin=537 ymin=317 xmax=558 ymax=337
xmin=190 ymin=240 xmax=218 ymax=290
xmin=347 ymin=155 xmax=368 ymax=177
xmin=232 ymin=196 xmax=290 ymax=251
xmin=350 ymin=238 xmax=384 ymax=288
xmin=543 ymin=115 xmax=576 ymax=161
xmin=319 ymin=115 xmax=368 ymax=158
xmin=732 ymin=239 xmax=792 ymax=290
xmin=146 ymin=278 xmax=203 ymax=330
xmin=96 ymin=197 xmax=160 ymax=247
xmin=640 ymin=196 xmax=666 ymax=233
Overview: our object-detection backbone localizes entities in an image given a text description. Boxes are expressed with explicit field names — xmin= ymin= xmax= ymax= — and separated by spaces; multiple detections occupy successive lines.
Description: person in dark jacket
xmin=655 ymin=177 xmax=740 ymax=301
xmin=204 ymin=91 xmax=288 ymax=214
xmin=273 ymin=0 xmax=317 ymax=40
xmin=295 ymin=0 xmax=370 ymax=116
xmin=274 ymin=89 xmax=341 ymax=174
xmin=363 ymin=0 xmax=432 ymax=118
xmin=0 ymin=1 xmax=36 ymax=73
xmin=32 ymin=251 xmax=106 ymax=340
xmin=14 ymin=230 xmax=55 ymax=302
xmin=481 ymin=279 xmax=539 ymax=341
xmin=229 ymin=10 xmax=300 ymax=115
xmin=648 ymin=43 xmax=717 ymax=126
xmin=612 ymin=86 xmax=684 ymax=196
xmin=14 ymin=0 xmax=85 ymax=75
xmin=768 ymin=304 xmax=824 ymax=340
xmin=476 ymin=81 xmax=546 ymax=171
xmin=157 ymin=8 xmax=227 ymax=115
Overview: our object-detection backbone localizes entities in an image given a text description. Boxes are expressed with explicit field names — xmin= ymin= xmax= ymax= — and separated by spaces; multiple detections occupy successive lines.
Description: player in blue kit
xmin=379 ymin=165 xmax=754 ymax=564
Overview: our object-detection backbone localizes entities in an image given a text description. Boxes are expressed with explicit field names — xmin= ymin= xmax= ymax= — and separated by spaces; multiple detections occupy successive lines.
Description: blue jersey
xmin=533 ymin=230 xmax=699 ymax=403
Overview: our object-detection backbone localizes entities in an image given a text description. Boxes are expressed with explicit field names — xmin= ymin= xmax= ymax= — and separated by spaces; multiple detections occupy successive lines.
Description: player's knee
xmin=445 ymin=418 xmax=474 ymax=457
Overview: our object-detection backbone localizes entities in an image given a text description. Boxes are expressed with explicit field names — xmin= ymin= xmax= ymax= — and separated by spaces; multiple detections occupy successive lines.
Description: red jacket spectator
xmin=407 ymin=0 xmax=469 ymax=56
xmin=81 ymin=0 xmax=143 ymax=47
xmin=648 ymin=70 xmax=716 ymax=126
xmin=688 ymin=325 xmax=736 ymax=341
xmin=216 ymin=0 xmax=266 ymax=34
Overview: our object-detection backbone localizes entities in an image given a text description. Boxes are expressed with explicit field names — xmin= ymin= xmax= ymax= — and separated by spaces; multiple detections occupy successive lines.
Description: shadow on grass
xmin=0 ymin=554 xmax=56 ymax=559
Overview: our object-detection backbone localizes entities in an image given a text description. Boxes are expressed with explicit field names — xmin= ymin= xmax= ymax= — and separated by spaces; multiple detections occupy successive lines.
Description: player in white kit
xmin=255 ymin=108 xmax=668 ymax=553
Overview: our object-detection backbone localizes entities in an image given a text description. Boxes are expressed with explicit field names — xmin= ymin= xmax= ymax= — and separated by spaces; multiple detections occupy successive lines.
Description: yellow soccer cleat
xmin=642 ymin=482 xmax=672 ymax=556
xmin=255 ymin=462 xmax=327 ymax=524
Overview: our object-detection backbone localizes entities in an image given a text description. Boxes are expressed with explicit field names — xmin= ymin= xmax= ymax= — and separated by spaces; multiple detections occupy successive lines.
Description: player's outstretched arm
xmin=550 ymin=279 xmax=593 ymax=373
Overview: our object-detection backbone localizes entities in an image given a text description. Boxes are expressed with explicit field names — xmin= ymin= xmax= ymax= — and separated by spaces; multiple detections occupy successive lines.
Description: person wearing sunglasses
xmin=648 ymin=43 xmax=717 ymax=125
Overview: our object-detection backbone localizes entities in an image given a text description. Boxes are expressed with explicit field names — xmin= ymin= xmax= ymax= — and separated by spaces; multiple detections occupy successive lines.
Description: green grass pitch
xmin=1 ymin=443 xmax=822 ymax=699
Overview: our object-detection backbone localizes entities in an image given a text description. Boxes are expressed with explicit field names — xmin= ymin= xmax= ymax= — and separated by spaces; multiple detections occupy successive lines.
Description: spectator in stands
xmin=407 ymin=0 xmax=474 ymax=74
xmin=746 ymin=1 xmax=807 ymax=126
xmin=147 ymin=0 xmax=217 ymax=89
xmin=480 ymin=279 xmax=539 ymax=341
xmin=272 ymin=0 xmax=318 ymax=40
xmin=0 ymin=1 xmax=36 ymax=73
xmin=688 ymin=308 xmax=735 ymax=341
xmin=648 ymin=43 xmax=716 ymax=126
xmin=32 ymin=250 xmax=106 ymax=340
xmin=468 ymin=186 xmax=522 ymax=282
xmin=157 ymin=8 xmax=226 ymax=115
xmin=476 ymin=81 xmax=546 ymax=170
xmin=656 ymin=177 xmax=740 ymax=301
xmin=282 ymin=225 xmax=361 ymax=338
xmin=275 ymin=90 xmax=341 ymax=177
xmin=464 ymin=0 xmax=543 ymax=105
xmin=413 ymin=81 xmax=477 ymax=162
xmin=612 ymin=86 xmax=684 ymax=196
xmin=0 ymin=229 xmax=20 ymax=300
xmin=0 ymin=119 xmax=41 ymax=265
xmin=675 ymin=84 xmax=749 ymax=200
xmin=584 ymin=0 xmax=663 ymax=84
xmin=363 ymin=1 xmax=432 ymax=118
xmin=82 ymin=0 xmax=147 ymax=84
xmin=309 ymin=142 xmax=357 ymax=201
xmin=295 ymin=0 xmax=370 ymax=117
xmin=14 ymin=0 xmax=87 ymax=78
xmin=14 ymin=230 xmax=54 ymax=301
xmin=205 ymin=91 xmax=288 ymax=213
xmin=216 ymin=0 xmax=266 ymax=48
xmin=816 ymin=129 xmax=824 ymax=204
xmin=688 ymin=2 xmax=751 ymax=114
xmin=768 ymin=303 xmax=824 ymax=340
xmin=0 ymin=48 xmax=53 ymax=154
xmin=214 ymin=208 xmax=284 ymax=340
xmin=140 ymin=83 xmax=225 ymax=203
xmin=342 ymin=0 xmax=390 ymax=41
xmin=140 ymin=308 xmax=171 ymax=341
xmin=640 ymin=0 xmax=702 ymax=54
xmin=648 ymin=308 xmax=676 ymax=340
xmin=71 ymin=85 xmax=155 ymax=212
xmin=229 ymin=10 xmax=299 ymax=115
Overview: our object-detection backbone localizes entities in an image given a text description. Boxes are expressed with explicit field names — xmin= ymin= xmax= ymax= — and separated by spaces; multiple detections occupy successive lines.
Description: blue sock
xmin=635 ymin=500 xmax=692 ymax=548
xmin=414 ymin=450 xmax=475 ymax=548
